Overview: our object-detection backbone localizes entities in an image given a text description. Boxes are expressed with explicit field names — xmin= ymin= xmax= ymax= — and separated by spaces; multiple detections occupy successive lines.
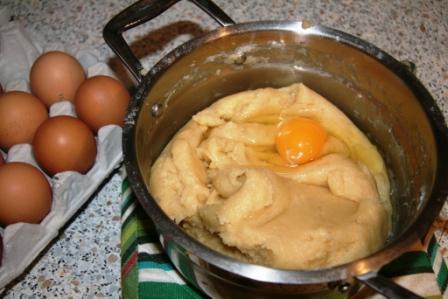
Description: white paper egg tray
xmin=0 ymin=10 xmax=123 ymax=291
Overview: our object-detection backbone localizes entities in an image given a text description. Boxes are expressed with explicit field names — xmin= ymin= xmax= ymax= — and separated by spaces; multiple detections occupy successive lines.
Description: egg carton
xmin=0 ymin=9 xmax=123 ymax=291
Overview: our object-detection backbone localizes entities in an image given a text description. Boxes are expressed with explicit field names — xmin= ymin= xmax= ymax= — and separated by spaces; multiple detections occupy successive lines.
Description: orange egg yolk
xmin=276 ymin=117 xmax=327 ymax=166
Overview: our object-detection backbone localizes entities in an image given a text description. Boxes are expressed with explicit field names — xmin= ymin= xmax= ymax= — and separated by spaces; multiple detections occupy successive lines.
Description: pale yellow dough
xmin=149 ymin=83 xmax=391 ymax=269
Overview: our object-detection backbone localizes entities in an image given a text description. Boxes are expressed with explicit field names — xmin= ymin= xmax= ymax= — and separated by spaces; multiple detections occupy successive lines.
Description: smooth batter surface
xmin=149 ymin=83 xmax=391 ymax=269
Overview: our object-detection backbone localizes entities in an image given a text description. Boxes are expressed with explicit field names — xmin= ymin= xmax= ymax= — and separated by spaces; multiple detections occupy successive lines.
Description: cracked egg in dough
xmin=149 ymin=83 xmax=391 ymax=269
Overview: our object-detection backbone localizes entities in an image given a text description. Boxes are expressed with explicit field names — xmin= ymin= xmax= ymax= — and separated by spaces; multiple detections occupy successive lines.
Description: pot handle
xmin=103 ymin=0 xmax=235 ymax=83
xmin=356 ymin=273 xmax=423 ymax=299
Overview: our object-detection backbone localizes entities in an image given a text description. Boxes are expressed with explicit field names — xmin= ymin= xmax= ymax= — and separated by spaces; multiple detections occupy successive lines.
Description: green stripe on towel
xmin=122 ymin=239 xmax=138 ymax=265
xmin=122 ymin=217 xmax=140 ymax=253
xmin=426 ymin=235 xmax=448 ymax=294
xmin=428 ymin=236 xmax=439 ymax=266
xmin=437 ymin=261 xmax=448 ymax=293
xmin=139 ymin=282 xmax=203 ymax=299
xmin=138 ymin=261 xmax=174 ymax=271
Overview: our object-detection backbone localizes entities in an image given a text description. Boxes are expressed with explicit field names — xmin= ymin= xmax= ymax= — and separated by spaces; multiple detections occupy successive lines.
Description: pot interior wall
xmin=134 ymin=28 xmax=437 ymax=244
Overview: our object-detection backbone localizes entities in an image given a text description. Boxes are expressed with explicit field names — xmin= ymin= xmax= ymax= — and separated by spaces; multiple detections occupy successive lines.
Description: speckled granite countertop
xmin=1 ymin=0 xmax=447 ymax=298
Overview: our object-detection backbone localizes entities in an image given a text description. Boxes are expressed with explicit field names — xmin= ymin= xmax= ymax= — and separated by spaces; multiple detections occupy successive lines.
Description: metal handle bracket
xmin=103 ymin=0 xmax=234 ymax=83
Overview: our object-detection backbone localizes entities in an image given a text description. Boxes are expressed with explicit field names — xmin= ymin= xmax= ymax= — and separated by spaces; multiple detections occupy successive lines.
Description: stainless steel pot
xmin=104 ymin=1 xmax=448 ymax=298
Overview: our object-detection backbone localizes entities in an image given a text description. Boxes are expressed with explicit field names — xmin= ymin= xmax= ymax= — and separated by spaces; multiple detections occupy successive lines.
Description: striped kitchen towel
xmin=121 ymin=175 xmax=448 ymax=298
xmin=121 ymin=178 xmax=203 ymax=299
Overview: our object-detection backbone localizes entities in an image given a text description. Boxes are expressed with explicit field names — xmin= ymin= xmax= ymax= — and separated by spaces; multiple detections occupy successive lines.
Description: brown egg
xmin=0 ymin=162 xmax=52 ymax=226
xmin=75 ymin=75 xmax=130 ymax=132
xmin=33 ymin=115 xmax=97 ymax=175
xmin=30 ymin=51 xmax=86 ymax=107
xmin=0 ymin=234 xmax=3 ymax=266
xmin=0 ymin=91 xmax=48 ymax=150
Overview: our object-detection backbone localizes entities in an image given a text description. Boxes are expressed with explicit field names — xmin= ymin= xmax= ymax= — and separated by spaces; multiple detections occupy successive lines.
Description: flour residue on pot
xmin=205 ymin=43 xmax=283 ymax=66
xmin=149 ymin=83 xmax=391 ymax=270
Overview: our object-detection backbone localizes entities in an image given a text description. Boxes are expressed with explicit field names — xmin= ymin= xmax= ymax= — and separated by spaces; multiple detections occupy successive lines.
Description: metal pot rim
xmin=123 ymin=20 xmax=448 ymax=284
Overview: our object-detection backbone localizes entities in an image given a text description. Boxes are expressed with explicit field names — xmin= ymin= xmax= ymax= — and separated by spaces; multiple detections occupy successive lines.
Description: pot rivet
xmin=233 ymin=53 xmax=247 ymax=65
xmin=151 ymin=103 xmax=163 ymax=118
xmin=338 ymin=282 xmax=351 ymax=293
